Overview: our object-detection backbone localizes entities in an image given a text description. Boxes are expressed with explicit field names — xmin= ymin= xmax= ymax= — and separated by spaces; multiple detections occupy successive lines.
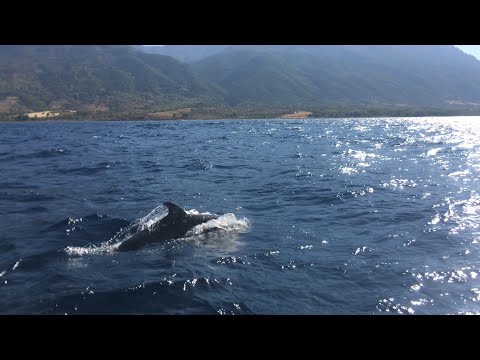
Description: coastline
xmin=2 ymin=114 xmax=480 ymax=123
xmin=2 ymin=105 xmax=480 ymax=122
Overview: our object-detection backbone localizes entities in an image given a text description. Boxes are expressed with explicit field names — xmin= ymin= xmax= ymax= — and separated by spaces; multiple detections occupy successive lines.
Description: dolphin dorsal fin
xmin=163 ymin=202 xmax=186 ymax=219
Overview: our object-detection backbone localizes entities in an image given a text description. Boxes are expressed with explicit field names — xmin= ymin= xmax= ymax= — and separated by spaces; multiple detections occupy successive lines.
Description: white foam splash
xmin=354 ymin=246 xmax=367 ymax=255
xmin=65 ymin=243 xmax=118 ymax=256
xmin=183 ymin=213 xmax=251 ymax=244
xmin=340 ymin=167 xmax=358 ymax=174
xmin=448 ymin=170 xmax=471 ymax=178
xmin=383 ymin=178 xmax=417 ymax=190
xmin=137 ymin=205 xmax=169 ymax=231
xmin=428 ymin=214 xmax=441 ymax=225
xmin=410 ymin=284 xmax=422 ymax=291
xmin=426 ymin=147 xmax=442 ymax=156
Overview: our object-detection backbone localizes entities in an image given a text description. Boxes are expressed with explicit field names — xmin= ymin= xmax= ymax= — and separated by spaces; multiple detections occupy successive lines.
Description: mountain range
xmin=0 ymin=45 xmax=221 ymax=117
xmin=148 ymin=45 xmax=480 ymax=107
xmin=1 ymin=45 xmax=480 ymax=119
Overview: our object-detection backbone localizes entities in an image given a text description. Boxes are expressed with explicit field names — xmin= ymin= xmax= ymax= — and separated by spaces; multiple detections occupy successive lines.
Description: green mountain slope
xmin=0 ymin=45 xmax=223 ymax=115
xmin=156 ymin=45 xmax=480 ymax=107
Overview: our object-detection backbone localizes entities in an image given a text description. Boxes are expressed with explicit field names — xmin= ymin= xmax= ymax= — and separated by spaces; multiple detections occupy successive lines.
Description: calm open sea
xmin=1 ymin=117 xmax=479 ymax=314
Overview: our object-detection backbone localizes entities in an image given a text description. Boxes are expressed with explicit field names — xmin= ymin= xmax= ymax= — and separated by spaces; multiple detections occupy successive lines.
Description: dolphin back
xmin=163 ymin=202 xmax=187 ymax=218
xmin=164 ymin=202 xmax=218 ymax=226
xmin=186 ymin=213 xmax=219 ymax=226
xmin=115 ymin=202 xmax=219 ymax=252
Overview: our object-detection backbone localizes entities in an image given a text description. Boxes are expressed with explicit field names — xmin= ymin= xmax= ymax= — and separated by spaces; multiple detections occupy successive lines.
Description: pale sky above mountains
xmin=455 ymin=45 xmax=480 ymax=60
xmin=143 ymin=45 xmax=480 ymax=60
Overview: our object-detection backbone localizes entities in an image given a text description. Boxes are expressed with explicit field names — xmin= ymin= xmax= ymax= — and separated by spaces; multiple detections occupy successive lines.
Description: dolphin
xmin=115 ymin=202 xmax=219 ymax=252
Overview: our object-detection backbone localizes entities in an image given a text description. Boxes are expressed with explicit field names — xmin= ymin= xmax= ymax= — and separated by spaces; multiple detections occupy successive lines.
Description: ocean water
xmin=0 ymin=117 xmax=479 ymax=314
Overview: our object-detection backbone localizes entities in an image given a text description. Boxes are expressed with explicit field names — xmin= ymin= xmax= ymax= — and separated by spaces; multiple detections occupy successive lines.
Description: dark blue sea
xmin=1 ymin=117 xmax=479 ymax=314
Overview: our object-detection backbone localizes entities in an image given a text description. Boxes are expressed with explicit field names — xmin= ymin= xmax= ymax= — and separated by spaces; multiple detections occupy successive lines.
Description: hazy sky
xmin=455 ymin=45 xmax=480 ymax=60
xmin=144 ymin=45 xmax=480 ymax=60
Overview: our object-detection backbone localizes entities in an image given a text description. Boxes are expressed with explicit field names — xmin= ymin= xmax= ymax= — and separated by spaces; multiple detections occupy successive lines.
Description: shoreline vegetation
xmin=2 ymin=104 xmax=480 ymax=122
